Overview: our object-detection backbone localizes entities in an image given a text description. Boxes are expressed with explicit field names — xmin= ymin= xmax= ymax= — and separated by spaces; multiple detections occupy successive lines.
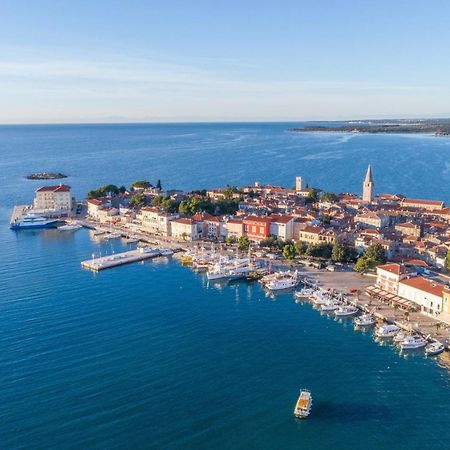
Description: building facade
xmin=34 ymin=184 xmax=72 ymax=212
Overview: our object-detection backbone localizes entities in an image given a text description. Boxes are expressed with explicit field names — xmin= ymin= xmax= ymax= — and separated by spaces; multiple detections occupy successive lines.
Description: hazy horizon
xmin=2 ymin=0 xmax=450 ymax=124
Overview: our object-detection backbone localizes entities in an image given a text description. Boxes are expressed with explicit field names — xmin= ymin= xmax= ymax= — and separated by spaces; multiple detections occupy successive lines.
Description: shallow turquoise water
xmin=1 ymin=124 xmax=450 ymax=449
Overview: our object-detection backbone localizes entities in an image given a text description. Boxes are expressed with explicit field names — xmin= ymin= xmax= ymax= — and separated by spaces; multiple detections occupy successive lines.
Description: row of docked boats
xmin=295 ymin=286 xmax=445 ymax=356
xmin=181 ymin=247 xmax=264 ymax=283
xmin=375 ymin=324 xmax=444 ymax=354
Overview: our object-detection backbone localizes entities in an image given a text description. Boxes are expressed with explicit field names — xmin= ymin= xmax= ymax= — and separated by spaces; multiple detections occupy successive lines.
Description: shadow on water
xmin=311 ymin=400 xmax=393 ymax=422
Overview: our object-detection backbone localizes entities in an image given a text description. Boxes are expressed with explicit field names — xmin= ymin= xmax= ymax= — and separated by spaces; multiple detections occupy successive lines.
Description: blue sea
xmin=1 ymin=123 xmax=450 ymax=449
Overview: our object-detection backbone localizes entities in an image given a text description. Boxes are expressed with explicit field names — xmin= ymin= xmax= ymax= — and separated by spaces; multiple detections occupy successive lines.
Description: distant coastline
xmin=290 ymin=118 xmax=450 ymax=136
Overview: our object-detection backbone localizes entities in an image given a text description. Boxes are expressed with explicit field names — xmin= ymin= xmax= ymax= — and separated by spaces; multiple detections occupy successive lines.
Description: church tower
xmin=362 ymin=164 xmax=374 ymax=203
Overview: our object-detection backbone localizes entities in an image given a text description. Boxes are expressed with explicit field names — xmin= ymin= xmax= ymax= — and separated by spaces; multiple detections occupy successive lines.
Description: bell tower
xmin=362 ymin=164 xmax=374 ymax=203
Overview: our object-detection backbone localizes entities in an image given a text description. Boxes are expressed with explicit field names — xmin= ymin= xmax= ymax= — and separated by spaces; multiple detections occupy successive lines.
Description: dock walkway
xmin=81 ymin=248 xmax=163 ymax=271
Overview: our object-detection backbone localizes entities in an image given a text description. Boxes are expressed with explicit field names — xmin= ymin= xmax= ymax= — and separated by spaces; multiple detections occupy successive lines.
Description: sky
xmin=1 ymin=0 xmax=450 ymax=123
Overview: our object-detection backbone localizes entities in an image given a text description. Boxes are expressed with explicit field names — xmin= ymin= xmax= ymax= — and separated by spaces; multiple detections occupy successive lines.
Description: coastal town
xmin=10 ymin=166 xmax=450 ymax=346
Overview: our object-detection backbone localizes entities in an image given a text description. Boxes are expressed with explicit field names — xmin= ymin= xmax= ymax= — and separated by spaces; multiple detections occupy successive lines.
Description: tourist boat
xmin=334 ymin=305 xmax=358 ymax=316
xmin=58 ymin=223 xmax=82 ymax=231
xmin=265 ymin=271 xmax=299 ymax=291
xmin=400 ymin=334 xmax=428 ymax=350
xmin=375 ymin=324 xmax=400 ymax=338
xmin=321 ymin=299 xmax=341 ymax=311
xmin=425 ymin=340 xmax=445 ymax=356
xmin=294 ymin=389 xmax=312 ymax=419
xmin=354 ymin=313 xmax=376 ymax=326
xmin=10 ymin=213 xmax=59 ymax=230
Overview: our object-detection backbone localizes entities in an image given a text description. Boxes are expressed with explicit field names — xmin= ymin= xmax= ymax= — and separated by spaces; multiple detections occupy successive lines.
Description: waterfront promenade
xmin=80 ymin=218 xmax=450 ymax=345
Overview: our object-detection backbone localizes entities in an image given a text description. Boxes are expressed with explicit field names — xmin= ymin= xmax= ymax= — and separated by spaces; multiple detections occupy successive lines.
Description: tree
xmin=295 ymin=241 xmax=307 ymax=256
xmin=119 ymin=185 xmax=127 ymax=194
xmin=156 ymin=179 xmax=162 ymax=190
xmin=320 ymin=214 xmax=332 ymax=225
xmin=304 ymin=189 xmax=319 ymax=204
xmin=331 ymin=242 xmax=346 ymax=263
xmin=365 ymin=243 xmax=387 ymax=264
xmin=354 ymin=257 xmax=371 ymax=273
xmin=87 ymin=184 xmax=120 ymax=199
xmin=446 ymin=249 xmax=450 ymax=272
xmin=305 ymin=242 xmax=333 ymax=259
xmin=238 ymin=236 xmax=250 ymax=251
xmin=321 ymin=192 xmax=339 ymax=203
xmin=131 ymin=180 xmax=151 ymax=190
xmin=225 ymin=236 xmax=237 ymax=244
xmin=283 ymin=243 xmax=296 ymax=260
xmin=130 ymin=193 xmax=148 ymax=207
xmin=223 ymin=185 xmax=235 ymax=200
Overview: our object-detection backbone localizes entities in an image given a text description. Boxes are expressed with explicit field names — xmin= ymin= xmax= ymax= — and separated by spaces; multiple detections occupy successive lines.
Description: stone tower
xmin=362 ymin=164 xmax=374 ymax=203
xmin=295 ymin=176 xmax=304 ymax=191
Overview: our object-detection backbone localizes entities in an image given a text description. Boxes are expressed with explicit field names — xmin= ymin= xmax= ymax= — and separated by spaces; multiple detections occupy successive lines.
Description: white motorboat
xmin=400 ymin=334 xmax=428 ymax=350
xmin=207 ymin=262 xmax=230 ymax=281
xmin=354 ymin=313 xmax=376 ymax=326
xmin=375 ymin=324 xmax=400 ymax=338
xmin=265 ymin=271 xmax=299 ymax=291
xmin=321 ymin=299 xmax=341 ymax=311
xmin=293 ymin=389 xmax=312 ymax=419
xmin=160 ymin=249 xmax=174 ymax=256
xmin=311 ymin=290 xmax=329 ymax=305
xmin=334 ymin=305 xmax=358 ymax=316
xmin=393 ymin=331 xmax=406 ymax=343
xmin=294 ymin=288 xmax=314 ymax=299
xmin=58 ymin=223 xmax=82 ymax=231
xmin=425 ymin=340 xmax=445 ymax=356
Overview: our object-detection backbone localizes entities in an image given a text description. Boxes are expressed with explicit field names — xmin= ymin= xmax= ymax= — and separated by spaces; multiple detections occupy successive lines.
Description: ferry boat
xmin=294 ymin=389 xmax=312 ymax=419
xmin=334 ymin=305 xmax=358 ymax=317
xmin=375 ymin=324 xmax=400 ymax=338
xmin=425 ymin=340 xmax=445 ymax=356
xmin=400 ymin=334 xmax=427 ymax=350
xmin=354 ymin=313 xmax=376 ymax=326
xmin=10 ymin=213 xmax=59 ymax=230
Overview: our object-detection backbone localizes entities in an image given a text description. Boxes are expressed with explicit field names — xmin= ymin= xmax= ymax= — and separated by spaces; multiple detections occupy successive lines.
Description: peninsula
xmin=290 ymin=118 xmax=450 ymax=136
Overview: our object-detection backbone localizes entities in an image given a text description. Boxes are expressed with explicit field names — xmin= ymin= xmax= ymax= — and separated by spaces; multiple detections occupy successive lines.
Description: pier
xmin=81 ymin=247 xmax=168 ymax=271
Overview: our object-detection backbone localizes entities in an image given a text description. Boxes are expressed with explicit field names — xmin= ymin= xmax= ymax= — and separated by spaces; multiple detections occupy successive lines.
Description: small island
xmin=26 ymin=172 xmax=68 ymax=180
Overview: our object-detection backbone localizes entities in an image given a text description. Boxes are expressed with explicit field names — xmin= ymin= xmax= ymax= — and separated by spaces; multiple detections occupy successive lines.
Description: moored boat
xmin=375 ymin=324 xmax=400 ymax=338
xmin=400 ymin=334 xmax=427 ymax=350
xmin=334 ymin=305 xmax=358 ymax=316
xmin=354 ymin=313 xmax=376 ymax=326
xmin=10 ymin=213 xmax=59 ymax=230
xmin=58 ymin=223 xmax=82 ymax=231
xmin=425 ymin=340 xmax=445 ymax=356
xmin=321 ymin=299 xmax=341 ymax=311
xmin=294 ymin=389 xmax=312 ymax=419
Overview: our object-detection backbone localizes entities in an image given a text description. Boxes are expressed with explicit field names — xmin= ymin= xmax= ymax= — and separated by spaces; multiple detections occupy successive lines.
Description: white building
xmin=170 ymin=218 xmax=202 ymax=240
xmin=398 ymin=276 xmax=445 ymax=317
xmin=375 ymin=263 xmax=416 ymax=294
xmin=137 ymin=207 xmax=179 ymax=237
xmin=269 ymin=215 xmax=295 ymax=241
xmin=34 ymin=184 xmax=72 ymax=212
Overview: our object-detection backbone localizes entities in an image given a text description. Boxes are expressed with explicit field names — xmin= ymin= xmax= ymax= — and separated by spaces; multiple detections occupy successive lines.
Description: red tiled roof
xmin=399 ymin=276 xmax=445 ymax=297
xmin=401 ymin=198 xmax=444 ymax=207
xmin=269 ymin=215 xmax=294 ymax=224
xmin=36 ymin=184 xmax=71 ymax=192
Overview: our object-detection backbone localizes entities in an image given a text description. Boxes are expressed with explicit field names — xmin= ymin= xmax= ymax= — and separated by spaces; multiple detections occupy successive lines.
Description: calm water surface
xmin=1 ymin=123 xmax=450 ymax=449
